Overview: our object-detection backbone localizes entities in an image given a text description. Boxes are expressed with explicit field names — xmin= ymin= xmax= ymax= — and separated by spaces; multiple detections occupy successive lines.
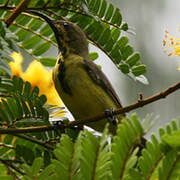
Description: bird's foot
xmin=52 ymin=120 xmax=65 ymax=134
xmin=104 ymin=108 xmax=118 ymax=126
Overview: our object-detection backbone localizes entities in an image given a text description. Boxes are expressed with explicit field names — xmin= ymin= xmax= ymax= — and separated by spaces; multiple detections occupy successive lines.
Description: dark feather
xmin=83 ymin=59 xmax=123 ymax=108
xmin=58 ymin=58 xmax=72 ymax=95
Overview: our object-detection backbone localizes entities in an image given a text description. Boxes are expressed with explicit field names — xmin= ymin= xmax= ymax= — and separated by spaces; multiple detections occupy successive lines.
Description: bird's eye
xmin=62 ymin=22 xmax=69 ymax=29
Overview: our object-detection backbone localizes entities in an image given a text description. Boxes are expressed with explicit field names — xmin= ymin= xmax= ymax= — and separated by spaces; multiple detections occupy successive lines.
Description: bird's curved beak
xmin=27 ymin=10 xmax=63 ymax=52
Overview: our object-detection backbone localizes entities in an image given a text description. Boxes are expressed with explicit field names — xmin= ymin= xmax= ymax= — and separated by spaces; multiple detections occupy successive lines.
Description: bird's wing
xmin=83 ymin=59 xmax=123 ymax=108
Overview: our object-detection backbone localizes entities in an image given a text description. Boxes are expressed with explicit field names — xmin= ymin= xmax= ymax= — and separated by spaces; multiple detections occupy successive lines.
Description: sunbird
xmin=29 ymin=11 xmax=125 ymax=134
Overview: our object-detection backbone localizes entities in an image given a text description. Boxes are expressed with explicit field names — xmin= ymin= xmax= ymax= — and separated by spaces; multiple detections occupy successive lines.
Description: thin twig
xmin=1 ymin=4 xmax=124 ymax=30
xmin=0 ymin=81 xmax=179 ymax=135
xmin=0 ymin=142 xmax=15 ymax=149
xmin=5 ymin=0 xmax=31 ymax=27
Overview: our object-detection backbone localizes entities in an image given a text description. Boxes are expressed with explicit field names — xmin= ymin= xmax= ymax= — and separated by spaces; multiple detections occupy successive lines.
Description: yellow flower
xmin=163 ymin=30 xmax=180 ymax=56
xmin=9 ymin=52 xmax=63 ymax=108
xmin=9 ymin=52 xmax=23 ymax=77
xmin=163 ymin=27 xmax=180 ymax=71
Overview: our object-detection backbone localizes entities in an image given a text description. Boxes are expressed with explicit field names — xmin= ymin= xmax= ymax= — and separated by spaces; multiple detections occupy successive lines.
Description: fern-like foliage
xmin=0 ymin=76 xmax=62 ymax=169
xmin=0 ymin=0 xmax=147 ymax=81
xmin=0 ymin=21 xmax=18 ymax=75
xmin=111 ymin=114 xmax=144 ymax=179
xmin=10 ymin=115 xmax=179 ymax=179
xmin=0 ymin=76 xmax=49 ymax=125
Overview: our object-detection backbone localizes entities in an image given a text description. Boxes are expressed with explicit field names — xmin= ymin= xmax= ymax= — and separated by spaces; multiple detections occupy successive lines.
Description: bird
xmin=28 ymin=11 xmax=125 ymax=134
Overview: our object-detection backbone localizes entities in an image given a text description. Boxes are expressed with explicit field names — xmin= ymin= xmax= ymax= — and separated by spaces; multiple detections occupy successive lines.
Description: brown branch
xmin=0 ymin=81 xmax=179 ymax=135
xmin=1 ymin=4 xmax=123 ymax=31
xmin=5 ymin=0 xmax=31 ymax=27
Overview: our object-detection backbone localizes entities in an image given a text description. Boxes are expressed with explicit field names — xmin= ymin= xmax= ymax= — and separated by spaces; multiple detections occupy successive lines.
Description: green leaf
xmin=22 ymin=36 xmax=41 ymax=49
xmin=105 ymin=3 xmax=114 ymax=21
xmin=132 ymin=65 xmax=147 ymax=76
xmin=32 ymin=42 xmax=51 ymax=56
xmin=159 ymin=150 xmax=180 ymax=180
xmin=16 ymin=29 xmax=31 ymax=42
xmin=32 ymin=157 xmax=43 ymax=176
xmin=28 ymin=19 xmax=43 ymax=31
xmin=98 ymin=0 xmax=107 ymax=18
xmin=122 ymin=45 xmax=133 ymax=60
xmin=126 ymin=53 xmax=140 ymax=67
xmin=37 ymin=164 xmax=55 ymax=180
xmin=111 ymin=28 xmax=121 ymax=42
xmin=0 ymin=60 xmax=11 ymax=75
xmin=0 ymin=21 xmax=6 ymax=38
xmin=162 ymin=131 xmax=180 ymax=148
xmin=39 ymin=57 xmax=56 ymax=67
xmin=119 ymin=64 xmax=129 ymax=74
xmin=89 ymin=52 xmax=99 ymax=61
xmin=121 ymin=23 xmax=128 ymax=31
xmin=111 ymin=8 xmax=122 ymax=26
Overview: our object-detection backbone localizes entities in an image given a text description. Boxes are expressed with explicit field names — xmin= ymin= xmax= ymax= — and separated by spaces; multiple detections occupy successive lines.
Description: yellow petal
xmin=22 ymin=61 xmax=52 ymax=93
xmin=9 ymin=52 xmax=23 ymax=77
xmin=22 ymin=60 xmax=63 ymax=107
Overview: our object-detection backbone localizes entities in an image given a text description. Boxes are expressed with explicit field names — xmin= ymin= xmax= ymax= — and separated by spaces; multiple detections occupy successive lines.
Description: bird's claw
xmin=52 ymin=120 xmax=65 ymax=134
xmin=104 ymin=108 xmax=118 ymax=126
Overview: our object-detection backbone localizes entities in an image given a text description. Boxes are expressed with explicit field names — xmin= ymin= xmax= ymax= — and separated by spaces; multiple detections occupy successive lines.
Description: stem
xmin=5 ymin=0 xmax=31 ymax=27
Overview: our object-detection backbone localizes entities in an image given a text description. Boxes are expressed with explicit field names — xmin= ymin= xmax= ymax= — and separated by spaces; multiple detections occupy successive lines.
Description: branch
xmin=0 ymin=81 xmax=179 ymax=135
xmin=5 ymin=0 xmax=31 ymax=27
xmin=1 ymin=4 xmax=124 ymax=31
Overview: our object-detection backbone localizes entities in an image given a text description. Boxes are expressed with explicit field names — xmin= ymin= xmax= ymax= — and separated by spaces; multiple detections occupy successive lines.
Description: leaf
xmin=119 ymin=64 xmax=129 ymax=74
xmin=0 ymin=21 xmax=6 ymax=38
xmin=105 ymin=3 xmax=114 ymax=21
xmin=32 ymin=157 xmax=43 ymax=176
xmin=162 ymin=131 xmax=180 ymax=148
xmin=111 ymin=114 xmax=144 ymax=179
xmin=40 ymin=57 xmax=57 ymax=67
xmin=122 ymin=45 xmax=133 ymax=60
xmin=89 ymin=52 xmax=99 ymax=61
xmin=32 ymin=42 xmax=51 ymax=56
xmin=126 ymin=53 xmax=140 ymax=67
xmin=22 ymin=36 xmax=42 ymax=49
xmin=138 ymin=134 xmax=162 ymax=179
xmin=158 ymin=150 xmax=180 ymax=180
xmin=132 ymin=65 xmax=147 ymax=76
xmin=37 ymin=164 xmax=55 ymax=180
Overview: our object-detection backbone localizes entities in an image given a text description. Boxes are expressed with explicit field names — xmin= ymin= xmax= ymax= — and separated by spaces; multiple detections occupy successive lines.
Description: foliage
xmin=0 ymin=0 xmax=179 ymax=179
xmin=0 ymin=0 xmax=147 ymax=82
xmin=1 ymin=114 xmax=179 ymax=179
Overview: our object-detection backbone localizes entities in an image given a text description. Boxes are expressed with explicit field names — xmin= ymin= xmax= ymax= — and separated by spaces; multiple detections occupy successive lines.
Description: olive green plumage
xmin=52 ymin=21 xmax=124 ymax=133
xmin=28 ymin=11 xmax=125 ymax=134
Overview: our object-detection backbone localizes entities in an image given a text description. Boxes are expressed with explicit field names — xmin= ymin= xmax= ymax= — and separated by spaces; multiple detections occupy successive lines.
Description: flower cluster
xmin=163 ymin=27 xmax=180 ymax=71
xmin=9 ymin=52 xmax=63 ymax=107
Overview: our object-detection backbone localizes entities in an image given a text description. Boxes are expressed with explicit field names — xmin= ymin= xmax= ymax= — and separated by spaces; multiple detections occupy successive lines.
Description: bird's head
xmin=28 ymin=11 xmax=89 ymax=58
xmin=53 ymin=20 xmax=89 ymax=57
